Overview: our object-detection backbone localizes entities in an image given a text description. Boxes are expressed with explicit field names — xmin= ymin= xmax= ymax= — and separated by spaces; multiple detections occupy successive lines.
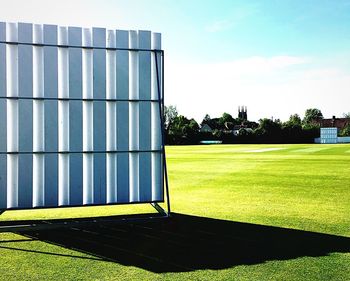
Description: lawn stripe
xmin=244 ymin=148 xmax=285 ymax=153
xmin=292 ymin=147 xmax=330 ymax=153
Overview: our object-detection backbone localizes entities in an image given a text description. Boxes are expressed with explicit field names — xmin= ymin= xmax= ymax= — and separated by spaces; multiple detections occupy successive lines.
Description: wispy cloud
xmin=205 ymin=19 xmax=235 ymax=33
xmin=205 ymin=3 xmax=259 ymax=32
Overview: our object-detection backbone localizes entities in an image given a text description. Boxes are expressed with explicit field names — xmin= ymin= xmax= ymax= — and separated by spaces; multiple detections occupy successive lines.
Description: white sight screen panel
xmin=0 ymin=22 xmax=164 ymax=210
xmin=320 ymin=128 xmax=338 ymax=144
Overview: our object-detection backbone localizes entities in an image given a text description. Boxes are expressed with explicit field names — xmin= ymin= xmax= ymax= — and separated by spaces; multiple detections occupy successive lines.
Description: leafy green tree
xmin=186 ymin=119 xmax=200 ymax=137
xmin=238 ymin=128 xmax=251 ymax=136
xmin=219 ymin=112 xmax=234 ymax=125
xmin=303 ymin=108 xmax=323 ymax=124
xmin=168 ymin=115 xmax=200 ymax=144
xmin=201 ymin=112 xmax=244 ymax=131
xmin=201 ymin=114 xmax=211 ymax=126
xmin=244 ymin=120 xmax=259 ymax=129
xmin=217 ymin=113 xmax=235 ymax=130
xmin=212 ymin=129 xmax=223 ymax=139
xmin=164 ymin=105 xmax=178 ymax=131
xmin=340 ymin=124 xmax=350 ymax=136
xmin=254 ymin=118 xmax=282 ymax=143
xmin=234 ymin=117 xmax=244 ymax=125
xmin=284 ymin=114 xmax=302 ymax=127
xmin=343 ymin=112 xmax=350 ymax=118
xmin=257 ymin=118 xmax=281 ymax=133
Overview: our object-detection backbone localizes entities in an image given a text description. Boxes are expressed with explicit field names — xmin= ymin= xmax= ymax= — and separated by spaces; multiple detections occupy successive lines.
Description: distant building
xmin=200 ymin=123 xmax=213 ymax=133
xmin=233 ymin=125 xmax=241 ymax=136
xmin=317 ymin=116 xmax=350 ymax=130
xmin=233 ymin=106 xmax=253 ymax=136
xmin=199 ymin=106 xmax=256 ymax=138
xmin=238 ymin=106 xmax=247 ymax=120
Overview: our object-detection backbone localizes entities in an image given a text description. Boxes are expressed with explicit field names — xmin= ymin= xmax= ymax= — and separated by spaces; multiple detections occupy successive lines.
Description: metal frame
xmin=0 ymin=40 xmax=171 ymax=227
xmin=0 ymin=150 xmax=162 ymax=155
xmin=155 ymin=49 xmax=171 ymax=216
xmin=0 ymin=211 xmax=169 ymax=233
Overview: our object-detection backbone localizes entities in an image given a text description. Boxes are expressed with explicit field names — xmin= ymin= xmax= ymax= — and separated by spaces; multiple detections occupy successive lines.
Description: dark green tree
xmin=212 ymin=129 xmax=223 ymax=139
xmin=284 ymin=114 xmax=302 ymax=127
xmin=282 ymin=114 xmax=303 ymax=143
xmin=168 ymin=115 xmax=200 ymax=144
xmin=219 ymin=112 xmax=234 ymax=124
xmin=254 ymin=118 xmax=282 ymax=143
xmin=340 ymin=124 xmax=350 ymax=136
xmin=201 ymin=114 xmax=211 ymax=126
xmin=206 ymin=117 xmax=221 ymax=130
xmin=303 ymin=108 xmax=323 ymax=125
xmin=238 ymin=128 xmax=252 ymax=136
xmin=218 ymin=113 xmax=235 ymax=130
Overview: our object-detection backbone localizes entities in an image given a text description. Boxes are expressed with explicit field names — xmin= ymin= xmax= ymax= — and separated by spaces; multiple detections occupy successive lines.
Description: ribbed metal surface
xmin=0 ymin=22 xmax=163 ymax=210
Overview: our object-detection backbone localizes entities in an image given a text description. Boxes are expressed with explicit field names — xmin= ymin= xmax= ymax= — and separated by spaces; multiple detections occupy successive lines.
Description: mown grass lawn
xmin=0 ymin=144 xmax=349 ymax=280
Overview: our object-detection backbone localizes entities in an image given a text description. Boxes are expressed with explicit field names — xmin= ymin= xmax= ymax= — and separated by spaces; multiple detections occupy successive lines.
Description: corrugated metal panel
xmin=44 ymin=24 xmax=58 ymax=207
xmin=18 ymin=22 xmax=33 ymax=208
xmin=92 ymin=27 xmax=106 ymax=205
xmin=106 ymin=29 xmax=117 ymax=203
xmin=0 ymin=22 xmax=7 ymax=209
xmin=68 ymin=26 xmax=83 ymax=206
xmin=33 ymin=24 xmax=45 ymax=207
xmin=151 ymin=33 xmax=163 ymax=201
xmin=139 ymin=30 xmax=152 ymax=202
xmin=116 ymin=30 xmax=130 ymax=203
xmin=0 ymin=22 xmax=163 ymax=210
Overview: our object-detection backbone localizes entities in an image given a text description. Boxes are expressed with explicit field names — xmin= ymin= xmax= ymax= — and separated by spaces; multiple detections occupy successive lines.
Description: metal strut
xmin=151 ymin=202 xmax=167 ymax=217
xmin=154 ymin=50 xmax=171 ymax=217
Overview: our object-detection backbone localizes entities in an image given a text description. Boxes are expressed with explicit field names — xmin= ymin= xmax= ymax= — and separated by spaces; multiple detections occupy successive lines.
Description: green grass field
xmin=0 ymin=144 xmax=349 ymax=280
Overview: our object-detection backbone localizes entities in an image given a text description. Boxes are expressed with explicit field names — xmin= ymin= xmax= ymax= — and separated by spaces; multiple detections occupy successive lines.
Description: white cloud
xmin=165 ymin=56 xmax=350 ymax=122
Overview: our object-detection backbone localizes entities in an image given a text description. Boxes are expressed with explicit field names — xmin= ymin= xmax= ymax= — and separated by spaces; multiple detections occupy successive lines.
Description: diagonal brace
xmin=151 ymin=202 xmax=169 ymax=217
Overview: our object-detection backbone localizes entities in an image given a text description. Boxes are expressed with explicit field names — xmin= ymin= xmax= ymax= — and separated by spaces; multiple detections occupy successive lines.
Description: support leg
xmin=151 ymin=202 xmax=169 ymax=217
xmin=154 ymin=51 xmax=171 ymax=218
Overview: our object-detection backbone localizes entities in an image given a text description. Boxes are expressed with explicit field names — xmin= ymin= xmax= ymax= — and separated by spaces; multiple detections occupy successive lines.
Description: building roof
xmin=317 ymin=117 xmax=350 ymax=129
xmin=200 ymin=123 xmax=213 ymax=133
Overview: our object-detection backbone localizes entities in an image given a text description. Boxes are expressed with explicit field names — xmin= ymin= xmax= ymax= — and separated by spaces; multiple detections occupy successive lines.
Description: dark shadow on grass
xmin=0 ymin=238 xmax=35 ymax=243
xmin=0 ymin=245 xmax=106 ymax=262
xmin=14 ymin=213 xmax=350 ymax=273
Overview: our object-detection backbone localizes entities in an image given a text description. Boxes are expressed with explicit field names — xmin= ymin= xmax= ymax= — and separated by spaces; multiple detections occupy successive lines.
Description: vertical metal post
xmin=154 ymin=50 xmax=171 ymax=216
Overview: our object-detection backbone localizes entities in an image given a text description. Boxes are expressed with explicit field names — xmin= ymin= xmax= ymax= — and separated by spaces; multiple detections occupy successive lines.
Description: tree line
xmin=164 ymin=106 xmax=350 ymax=145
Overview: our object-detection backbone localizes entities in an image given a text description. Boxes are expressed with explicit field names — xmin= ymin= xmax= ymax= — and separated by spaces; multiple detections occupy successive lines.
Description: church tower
xmin=238 ymin=106 xmax=248 ymax=120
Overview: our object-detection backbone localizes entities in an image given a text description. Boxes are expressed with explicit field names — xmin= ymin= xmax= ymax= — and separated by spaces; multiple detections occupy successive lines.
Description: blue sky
xmin=1 ymin=0 xmax=349 ymax=121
